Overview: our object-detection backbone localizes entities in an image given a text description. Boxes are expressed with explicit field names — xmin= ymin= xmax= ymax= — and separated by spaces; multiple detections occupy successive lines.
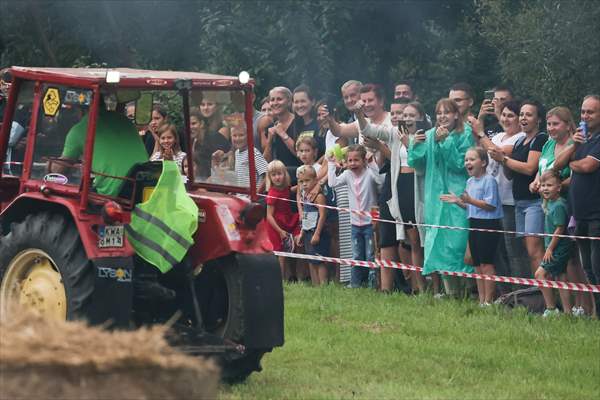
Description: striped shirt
xmin=235 ymin=147 xmax=268 ymax=189
xmin=335 ymin=185 xmax=352 ymax=283
xmin=150 ymin=151 xmax=187 ymax=170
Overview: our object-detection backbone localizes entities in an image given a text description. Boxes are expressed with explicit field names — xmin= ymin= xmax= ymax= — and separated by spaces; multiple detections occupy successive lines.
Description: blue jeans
xmin=351 ymin=224 xmax=375 ymax=288
xmin=515 ymin=199 xmax=544 ymax=236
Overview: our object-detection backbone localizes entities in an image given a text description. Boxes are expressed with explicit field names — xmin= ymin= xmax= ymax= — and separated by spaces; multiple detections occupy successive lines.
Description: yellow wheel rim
xmin=0 ymin=249 xmax=67 ymax=320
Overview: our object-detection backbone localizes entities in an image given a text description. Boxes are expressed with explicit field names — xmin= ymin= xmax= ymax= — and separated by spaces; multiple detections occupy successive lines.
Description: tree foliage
xmin=477 ymin=0 xmax=600 ymax=113
xmin=1 ymin=0 xmax=598 ymax=112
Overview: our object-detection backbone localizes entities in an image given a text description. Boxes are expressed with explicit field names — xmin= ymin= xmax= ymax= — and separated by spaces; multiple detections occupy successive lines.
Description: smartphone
xmin=324 ymin=94 xmax=337 ymax=113
xmin=415 ymin=120 xmax=430 ymax=132
xmin=397 ymin=120 xmax=407 ymax=130
xmin=484 ymin=90 xmax=495 ymax=101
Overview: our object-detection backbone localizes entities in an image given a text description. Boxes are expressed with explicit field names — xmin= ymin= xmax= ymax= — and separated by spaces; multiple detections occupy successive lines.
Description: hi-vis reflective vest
xmin=125 ymin=160 xmax=198 ymax=273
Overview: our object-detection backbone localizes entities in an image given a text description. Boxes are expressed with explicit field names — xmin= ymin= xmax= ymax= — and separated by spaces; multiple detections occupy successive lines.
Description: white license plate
xmin=98 ymin=225 xmax=124 ymax=248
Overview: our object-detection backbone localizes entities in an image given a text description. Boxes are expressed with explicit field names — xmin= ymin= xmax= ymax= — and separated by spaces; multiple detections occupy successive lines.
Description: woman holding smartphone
xmin=469 ymin=101 xmax=531 ymax=281
xmin=408 ymin=98 xmax=475 ymax=296
xmin=356 ymin=100 xmax=430 ymax=293
xmin=529 ymin=106 xmax=595 ymax=316
xmin=489 ymin=100 xmax=547 ymax=276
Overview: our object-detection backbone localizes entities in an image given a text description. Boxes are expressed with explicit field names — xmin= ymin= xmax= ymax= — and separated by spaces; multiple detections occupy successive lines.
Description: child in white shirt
xmin=327 ymin=144 xmax=383 ymax=288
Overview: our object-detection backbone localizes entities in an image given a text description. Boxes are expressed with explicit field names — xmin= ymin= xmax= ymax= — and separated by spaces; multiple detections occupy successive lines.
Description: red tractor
xmin=0 ymin=67 xmax=283 ymax=381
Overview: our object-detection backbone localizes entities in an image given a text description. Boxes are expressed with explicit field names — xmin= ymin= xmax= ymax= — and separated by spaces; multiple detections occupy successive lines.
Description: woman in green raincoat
xmin=408 ymin=98 xmax=475 ymax=290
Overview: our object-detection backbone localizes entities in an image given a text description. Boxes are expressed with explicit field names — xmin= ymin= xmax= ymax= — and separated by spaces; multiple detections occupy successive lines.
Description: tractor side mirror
xmin=135 ymin=93 xmax=153 ymax=126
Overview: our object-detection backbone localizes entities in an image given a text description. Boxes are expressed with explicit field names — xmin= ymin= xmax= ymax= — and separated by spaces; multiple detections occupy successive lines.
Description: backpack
xmin=497 ymin=287 xmax=547 ymax=314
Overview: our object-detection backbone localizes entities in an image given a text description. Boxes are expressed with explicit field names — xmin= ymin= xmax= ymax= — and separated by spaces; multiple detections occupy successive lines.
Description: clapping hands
xmin=434 ymin=126 xmax=449 ymax=142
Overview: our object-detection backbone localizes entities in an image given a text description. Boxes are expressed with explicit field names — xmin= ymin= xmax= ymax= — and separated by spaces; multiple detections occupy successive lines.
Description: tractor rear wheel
xmin=0 ymin=213 xmax=94 ymax=321
xmin=197 ymin=256 xmax=270 ymax=383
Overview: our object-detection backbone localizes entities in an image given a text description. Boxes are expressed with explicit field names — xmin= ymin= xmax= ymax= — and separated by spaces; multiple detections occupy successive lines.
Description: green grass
xmin=220 ymin=283 xmax=600 ymax=399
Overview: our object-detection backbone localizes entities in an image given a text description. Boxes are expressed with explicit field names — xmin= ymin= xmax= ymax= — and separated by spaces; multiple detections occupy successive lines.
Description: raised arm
xmin=355 ymin=102 xmax=392 ymax=143
xmin=327 ymin=159 xmax=347 ymax=188
xmin=505 ymin=150 xmax=542 ymax=176
xmin=257 ymin=115 xmax=273 ymax=156
xmin=360 ymin=120 xmax=394 ymax=143
xmin=436 ymin=126 xmax=474 ymax=173
xmin=564 ymin=128 xmax=600 ymax=173
xmin=318 ymin=104 xmax=359 ymax=139
xmin=408 ymin=130 xmax=429 ymax=171
xmin=553 ymin=143 xmax=577 ymax=172
xmin=570 ymin=155 xmax=600 ymax=174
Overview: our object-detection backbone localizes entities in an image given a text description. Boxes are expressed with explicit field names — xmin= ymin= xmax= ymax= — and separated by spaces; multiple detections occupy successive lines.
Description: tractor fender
xmin=0 ymin=193 xmax=135 ymax=260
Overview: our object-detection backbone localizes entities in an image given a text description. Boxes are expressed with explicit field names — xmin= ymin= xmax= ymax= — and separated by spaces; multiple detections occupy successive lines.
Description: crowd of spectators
xmin=2 ymin=68 xmax=598 ymax=318
xmin=250 ymin=81 xmax=600 ymax=318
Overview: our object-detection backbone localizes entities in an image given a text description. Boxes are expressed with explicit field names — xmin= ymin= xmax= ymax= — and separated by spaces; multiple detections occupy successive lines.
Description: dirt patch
xmin=0 ymin=312 xmax=219 ymax=399
xmin=360 ymin=321 xmax=386 ymax=334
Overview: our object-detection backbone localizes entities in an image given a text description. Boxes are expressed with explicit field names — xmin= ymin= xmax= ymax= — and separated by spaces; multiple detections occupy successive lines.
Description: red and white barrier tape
xmin=273 ymin=251 xmax=600 ymax=293
xmin=259 ymin=193 xmax=600 ymax=241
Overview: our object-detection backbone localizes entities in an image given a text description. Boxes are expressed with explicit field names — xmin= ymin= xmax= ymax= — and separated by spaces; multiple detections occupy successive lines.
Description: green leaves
xmin=477 ymin=0 xmax=600 ymax=111
xmin=1 ymin=0 xmax=598 ymax=112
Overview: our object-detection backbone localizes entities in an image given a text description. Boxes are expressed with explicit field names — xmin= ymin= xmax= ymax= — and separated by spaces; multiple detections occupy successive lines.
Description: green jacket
xmin=408 ymin=125 xmax=475 ymax=275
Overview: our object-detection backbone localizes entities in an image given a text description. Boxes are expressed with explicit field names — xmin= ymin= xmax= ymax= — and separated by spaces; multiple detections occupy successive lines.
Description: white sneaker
xmin=433 ymin=293 xmax=445 ymax=299
xmin=572 ymin=306 xmax=585 ymax=317
xmin=542 ymin=308 xmax=560 ymax=318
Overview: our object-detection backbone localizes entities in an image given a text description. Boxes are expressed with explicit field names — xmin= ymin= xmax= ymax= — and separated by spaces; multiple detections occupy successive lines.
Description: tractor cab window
xmin=2 ymin=81 xmax=34 ymax=177
xmin=190 ymin=90 xmax=256 ymax=190
xmin=30 ymin=85 xmax=92 ymax=186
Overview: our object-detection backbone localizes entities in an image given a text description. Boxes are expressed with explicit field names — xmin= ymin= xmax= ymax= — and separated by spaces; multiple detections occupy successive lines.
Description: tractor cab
xmin=1 ymin=68 xmax=260 ymax=208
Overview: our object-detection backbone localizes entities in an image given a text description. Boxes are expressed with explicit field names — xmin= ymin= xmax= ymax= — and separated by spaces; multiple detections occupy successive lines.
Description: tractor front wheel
xmin=0 ymin=213 xmax=94 ymax=321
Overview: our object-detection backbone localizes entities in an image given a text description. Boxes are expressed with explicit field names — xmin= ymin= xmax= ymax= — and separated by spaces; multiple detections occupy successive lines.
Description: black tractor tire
xmin=0 ymin=212 xmax=94 ymax=320
xmin=197 ymin=256 xmax=271 ymax=383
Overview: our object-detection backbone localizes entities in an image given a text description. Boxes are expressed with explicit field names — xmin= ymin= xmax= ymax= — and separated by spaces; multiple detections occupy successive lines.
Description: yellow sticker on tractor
xmin=43 ymin=87 xmax=61 ymax=116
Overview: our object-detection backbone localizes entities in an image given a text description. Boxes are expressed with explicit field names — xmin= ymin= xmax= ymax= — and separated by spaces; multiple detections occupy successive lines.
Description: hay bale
xmin=0 ymin=312 xmax=219 ymax=399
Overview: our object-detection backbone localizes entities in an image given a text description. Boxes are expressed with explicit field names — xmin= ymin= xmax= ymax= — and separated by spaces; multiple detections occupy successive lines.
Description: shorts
xmin=378 ymin=201 xmax=399 ymax=248
xmin=515 ymin=199 xmax=544 ymax=236
xmin=397 ymin=172 xmax=416 ymax=224
xmin=468 ymin=218 xmax=502 ymax=266
xmin=540 ymin=241 xmax=573 ymax=277
xmin=303 ymin=229 xmax=330 ymax=263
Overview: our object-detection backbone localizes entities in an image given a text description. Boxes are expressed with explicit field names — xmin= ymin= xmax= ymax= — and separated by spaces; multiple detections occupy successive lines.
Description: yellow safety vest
xmin=125 ymin=161 xmax=198 ymax=273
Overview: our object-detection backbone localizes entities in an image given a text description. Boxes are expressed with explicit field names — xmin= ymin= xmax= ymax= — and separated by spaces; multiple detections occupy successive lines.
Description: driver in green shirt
xmin=60 ymin=104 xmax=149 ymax=197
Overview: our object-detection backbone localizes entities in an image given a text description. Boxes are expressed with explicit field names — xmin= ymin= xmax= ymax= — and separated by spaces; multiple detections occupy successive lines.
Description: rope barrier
xmin=274 ymin=251 xmax=600 ymax=293
xmin=258 ymin=193 xmax=600 ymax=241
